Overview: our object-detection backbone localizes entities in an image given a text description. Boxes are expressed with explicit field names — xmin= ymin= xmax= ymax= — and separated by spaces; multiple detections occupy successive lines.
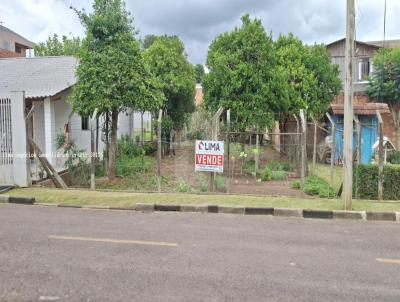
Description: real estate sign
xmin=195 ymin=140 xmax=224 ymax=173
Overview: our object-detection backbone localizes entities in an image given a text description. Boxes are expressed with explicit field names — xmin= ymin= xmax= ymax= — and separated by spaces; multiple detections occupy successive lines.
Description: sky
xmin=1 ymin=0 xmax=399 ymax=64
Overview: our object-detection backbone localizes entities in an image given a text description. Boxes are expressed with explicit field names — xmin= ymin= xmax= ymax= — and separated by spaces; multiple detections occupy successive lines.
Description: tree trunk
xmin=108 ymin=110 xmax=119 ymax=181
xmin=389 ymin=104 xmax=400 ymax=150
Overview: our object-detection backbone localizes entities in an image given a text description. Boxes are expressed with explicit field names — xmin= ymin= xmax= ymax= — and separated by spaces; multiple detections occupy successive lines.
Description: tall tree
xmin=144 ymin=35 xmax=196 ymax=135
xmin=369 ymin=48 xmax=400 ymax=149
xmin=70 ymin=0 xmax=164 ymax=180
xmin=274 ymin=34 xmax=340 ymax=118
xmin=203 ymin=15 xmax=288 ymax=130
xmin=194 ymin=64 xmax=205 ymax=83
xmin=142 ymin=34 xmax=158 ymax=50
xmin=35 ymin=34 xmax=82 ymax=56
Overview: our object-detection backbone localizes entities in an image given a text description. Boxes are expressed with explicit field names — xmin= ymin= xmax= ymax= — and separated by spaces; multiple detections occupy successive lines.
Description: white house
xmin=0 ymin=56 xmax=152 ymax=183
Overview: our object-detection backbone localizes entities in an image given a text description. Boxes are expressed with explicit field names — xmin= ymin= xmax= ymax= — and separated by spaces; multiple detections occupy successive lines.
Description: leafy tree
xmin=144 ymin=35 xmax=196 ymax=135
xmin=369 ymin=48 xmax=400 ymax=149
xmin=35 ymin=34 xmax=82 ymax=56
xmin=194 ymin=64 xmax=205 ymax=83
xmin=274 ymin=34 xmax=341 ymax=118
xmin=203 ymin=15 xmax=288 ymax=130
xmin=70 ymin=0 xmax=164 ymax=180
xmin=142 ymin=34 xmax=158 ymax=49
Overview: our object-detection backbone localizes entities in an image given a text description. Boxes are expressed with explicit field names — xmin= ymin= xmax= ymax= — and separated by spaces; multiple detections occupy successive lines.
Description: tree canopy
xmin=194 ymin=64 xmax=205 ymax=84
xmin=369 ymin=48 xmax=400 ymax=148
xmin=203 ymin=15 xmax=341 ymax=129
xmin=70 ymin=0 xmax=164 ymax=180
xmin=35 ymin=34 xmax=82 ymax=56
xmin=202 ymin=15 xmax=288 ymax=130
xmin=144 ymin=35 xmax=196 ymax=131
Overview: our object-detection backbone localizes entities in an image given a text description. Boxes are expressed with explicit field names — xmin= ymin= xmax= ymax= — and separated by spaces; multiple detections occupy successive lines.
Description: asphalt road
xmin=0 ymin=204 xmax=399 ymax=302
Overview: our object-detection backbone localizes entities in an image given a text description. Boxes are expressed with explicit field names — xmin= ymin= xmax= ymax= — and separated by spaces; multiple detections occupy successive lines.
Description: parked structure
xmin=0 ymin=56 xmax=152 ymax=184
xmin=0 ymin=25 xmax=35 ymax=58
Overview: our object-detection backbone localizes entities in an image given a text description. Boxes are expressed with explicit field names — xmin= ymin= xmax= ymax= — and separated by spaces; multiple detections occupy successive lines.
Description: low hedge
xmin=354 ymin=164 xmax=400 ymax=200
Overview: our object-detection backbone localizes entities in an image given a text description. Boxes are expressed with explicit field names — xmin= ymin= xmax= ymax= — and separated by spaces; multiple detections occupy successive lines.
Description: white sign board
xmin=195 ymin=140 xmax=224 ymax=173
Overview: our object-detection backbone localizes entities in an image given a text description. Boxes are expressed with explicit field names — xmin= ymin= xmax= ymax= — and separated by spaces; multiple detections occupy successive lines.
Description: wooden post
xmin=326 ymin=113 xmax=336 ymax=191
xmin=312 ymin=117 xmax=318 ymax=173
xmin=255 ymin=128 xmax=259 ymax=180
xmin=140 ymin=111 xmax=144 ymax=146
xmin=353 ymin=116 xmax=361 ymax=199
xmin=300 ymin=109 xmax=307 ymax=190
xmin=377 ymin=111 xmax=384 ymax=201
xmin=90 ymin=109 xmax=98 ymax=190
xmin=226 ymin=109 xmax=231 ymax=193
xmin=343 ymin=0 xmax=355 ymax=210
xmin=293 ymin=114 xmax=301 ymax=167
xmin=210 ymin=107 xmax=223 ymax=192
xmin=157 ymin=109 xmax=163 ymax=193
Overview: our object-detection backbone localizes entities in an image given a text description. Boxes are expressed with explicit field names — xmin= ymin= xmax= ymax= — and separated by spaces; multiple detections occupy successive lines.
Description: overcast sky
xmin=1 ymin=0 xmax=399 ymax=64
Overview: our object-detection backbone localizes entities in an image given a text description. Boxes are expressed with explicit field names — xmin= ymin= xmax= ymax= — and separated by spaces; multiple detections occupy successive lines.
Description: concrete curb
xmin=0 ymin=195 xmax=9 ymax=203
xmin=366 ymin=211 xmax=397 ymax=222
xmin=274 ymin=208 xmax=303 ymax=218
xmin=154 ymin=204 xmax=181 ymax=212
xmin=36 ymin=203 xmax=60 ymax=207
xmin=0 ymin=195 xmax=35 ymax=205
xmin=207 ymin=205 xmax=219 ymax=213
xmin=396 ymin=212 xmax=400 ymax=222
xmin=244 ymin=207 xmax=274 ymax=216
xmin=81 ymin=205 xmax=110 ymax=210
xmin=58 ymin=204 xmax=82 ymax=208
xmin=333 ymin=210 xmax=366 ymax=220
xmin=218 ymin=206 xmax=245 ymax=215
xmin=181 ymin=204 xmax=208 ymax=213
xmin=303 ymin=209 xmax=333 ymax=219
xmin=135 ymin=203 xmax=155 ymax=212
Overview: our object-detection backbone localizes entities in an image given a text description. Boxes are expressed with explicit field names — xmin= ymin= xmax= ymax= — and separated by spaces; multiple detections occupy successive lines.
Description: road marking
xmin=376 ymin=258 xmax=400 ymax=265
xmin=49 ymin=235 xmax=178 ymax=247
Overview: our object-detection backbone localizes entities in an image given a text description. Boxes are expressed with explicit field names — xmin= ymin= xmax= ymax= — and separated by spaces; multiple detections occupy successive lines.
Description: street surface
xmin=0 ymin=204 xmax=399 ymax=301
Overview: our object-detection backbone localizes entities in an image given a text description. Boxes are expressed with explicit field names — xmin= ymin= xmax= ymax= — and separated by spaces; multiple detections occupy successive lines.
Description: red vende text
xmin=195 ymin=154 xmax=224 ymax=166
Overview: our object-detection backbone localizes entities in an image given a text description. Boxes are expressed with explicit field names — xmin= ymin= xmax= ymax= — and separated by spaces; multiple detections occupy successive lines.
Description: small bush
xmin=261 ymin=167 xmax=272 ymax=181
xmin=303 ymin=175 xmax=335 ymax=198
xmin=198 ymin=175 xmax=209 ymax=192
xmin=215 ymin=175 xmax=225 ymax=190
xmin=279 ymin=162 xmax=293 ymax=172
xmin=116 ymin=155 xmax=153 ymax=177
xmin=117 ymin=135 xmax=142 ymax=157
xmin=175 ymin=181 xmax=193 ymax=193
xmin=267 ymin=160 xmax=280 ymax=171
xmin=271 ymin=170 xmax=286 ymax=181
xmin=292 ymin=180 xmax=301 ymax=189
xmin=142 ymin=142 xmax=157 ymax=155
xmin=387 ymin=151 xmax=400 ymax=165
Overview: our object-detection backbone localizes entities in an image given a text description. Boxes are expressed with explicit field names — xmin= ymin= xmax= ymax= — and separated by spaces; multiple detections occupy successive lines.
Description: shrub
xmin=117 ymin=135 xmax=142 ymax=157
xmin=198 ymin=175 xmax=209 ymax=192
xmin=215 ymin=175 xmax=225 ymax=190
xmin=261 ymin=167 xmax=272 ymax=181
xmin=387 ymin=151 xmax=400 ymax=165
xmin=115 ymin=155 xmax=154 ymax=177
xmin=303 ymin=176 xmax=335 ymax=198
xmin=142 ymin=142 xmax=157 ymax=155
xmin=279 ymin=162 xmax=293 ymax=172
xmin=291 ymin=180 xmax=300 ymax=189
xmin=266 ymin=160 xmax=280 ymax=171
xmin=175 ymin=181 xmax=193 ymax=193
xmin=271 ymin=170 xmax=286 ymax=181
xmin=354 ymin=164 xmax=400 ymax=200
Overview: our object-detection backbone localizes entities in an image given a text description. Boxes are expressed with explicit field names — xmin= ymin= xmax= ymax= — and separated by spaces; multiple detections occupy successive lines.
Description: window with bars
xmin=358 ymin=58 xmax=370 ymax=82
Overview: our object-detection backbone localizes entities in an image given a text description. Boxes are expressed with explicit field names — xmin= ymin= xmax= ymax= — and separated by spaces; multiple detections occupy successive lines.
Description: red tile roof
xmin=331 ymin=103 xmax=390 ymax=115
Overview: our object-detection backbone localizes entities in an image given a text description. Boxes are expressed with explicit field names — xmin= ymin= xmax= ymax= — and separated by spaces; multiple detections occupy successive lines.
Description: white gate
xmin=0 ymin=97 xmax=13 ymax=185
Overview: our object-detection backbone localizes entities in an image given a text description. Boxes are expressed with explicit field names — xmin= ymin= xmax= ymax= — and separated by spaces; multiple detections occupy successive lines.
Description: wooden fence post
xmin=157 ymin=109 xmax=163 ymax=193
xmin=377 ymin=111 xmax=384 ymax=201
xmin=293 ymin=114 xmax=301 ymax=168
xmin=226 ymin=109 xmax=231 ymax=193
xmin=312 ymin=116 xmax=318 ymax=173
xmin=353 ymin=116 xmax=361 ymax=199
xmin=90 ymin=109 xmax=98 ymax=191
xmin=300 ymin=109 xmax=307 ymax=190
xmin=210 ymin=107 xmax=224 ymax=192
xmin=326 ymin=113 xmax=336 ymax=191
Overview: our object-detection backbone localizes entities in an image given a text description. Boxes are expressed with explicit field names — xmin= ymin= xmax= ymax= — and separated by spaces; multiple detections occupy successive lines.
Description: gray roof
xmin=0 ymin=56 xmax=77 ymax=99
xmin=0 ymin=25 xmax=35 ymax=48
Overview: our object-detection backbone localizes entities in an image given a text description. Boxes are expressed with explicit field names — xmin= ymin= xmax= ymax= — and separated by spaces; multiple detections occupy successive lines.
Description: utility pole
xmin=343 ymin=0 xmax=355 ymax=210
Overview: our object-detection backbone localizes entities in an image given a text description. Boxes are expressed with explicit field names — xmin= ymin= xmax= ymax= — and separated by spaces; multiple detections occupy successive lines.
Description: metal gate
xmin=0 ymin=97 xmax=13 ymax=185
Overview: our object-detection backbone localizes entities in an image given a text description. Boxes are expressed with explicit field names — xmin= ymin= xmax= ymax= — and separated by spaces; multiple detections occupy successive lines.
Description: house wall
xmin=0 ymin=26 xmax=34 ymax=55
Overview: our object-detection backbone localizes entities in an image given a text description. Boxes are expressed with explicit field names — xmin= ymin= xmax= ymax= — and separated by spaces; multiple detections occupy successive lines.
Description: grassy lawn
xmin=312 ymin=163 xmax=343 ymax=191
xmin=5 ymin=187 xmax=400 ymax=212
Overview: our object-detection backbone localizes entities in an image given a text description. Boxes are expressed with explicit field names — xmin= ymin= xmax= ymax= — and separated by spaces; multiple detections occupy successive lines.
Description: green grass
xmin=5 ymin=187 xmax=400 ymax=212
xmin=312 ymin=163 xmax=343 ymax=192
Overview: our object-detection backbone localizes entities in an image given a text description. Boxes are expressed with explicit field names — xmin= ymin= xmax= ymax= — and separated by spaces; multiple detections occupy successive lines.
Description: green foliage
xmin=142 ymin=142 xmax=157 ymax=155
xmin=70 ymin=0 xmax=164 ymax=116
xmin=175 ymin=181 xmax=193 ymax=193
xmin=35 ymin=34 xmax=82 ymax=56
xmin=141 ymin=34 xmax=158 ymax=49
xmin=271 ymin=170 xmax=286 ymax=181
xmin=117 ymin=135 xmax=142 ymax=157
xmin=354 ymin=164 xmax=400 ymax=200
xmin=203 ymin=15 xmax=287 ymax=130
xmin=194 ymin=64 xmax=205 ymax=83
xmin=261 ymin=167 xmax=272 ymax=181
xmin=115 ymin=155 xmax=154 ymax=177
xmin=55 ymin=133 xmax=90 ymax=186
xmin=215 ymin=175 xmax=225 ymax=190
xmin=274 ymin=34 xmax=341 ymax=117
xmin=266 ymin=160 xmax=280 ymax=171
xmin=291 ymin=180 xmax=301 ymax=189
xmin=198 ymin=175 xmax=209 ymax=192
xmin=303 ymin=176 xmax=335 ymax=198
xmin=387 ymin=151 xmax=400 ymax=164
xmin=279 ymin=162 xmax=293 ymax=172
xmin=144 ymin=35 xmax=196 ymax=131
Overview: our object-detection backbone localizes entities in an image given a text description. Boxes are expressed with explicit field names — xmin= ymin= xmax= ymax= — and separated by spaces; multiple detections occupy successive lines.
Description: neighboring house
xmin=326 ymin=38 xmax=397 ymax=163
xmin=0 ymin=56 xmax=152 ymax=175
xmin=0 ymin=25 xmax=35 ymax=57
xmin=195 ymin=83 xmax=203 ymax=107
